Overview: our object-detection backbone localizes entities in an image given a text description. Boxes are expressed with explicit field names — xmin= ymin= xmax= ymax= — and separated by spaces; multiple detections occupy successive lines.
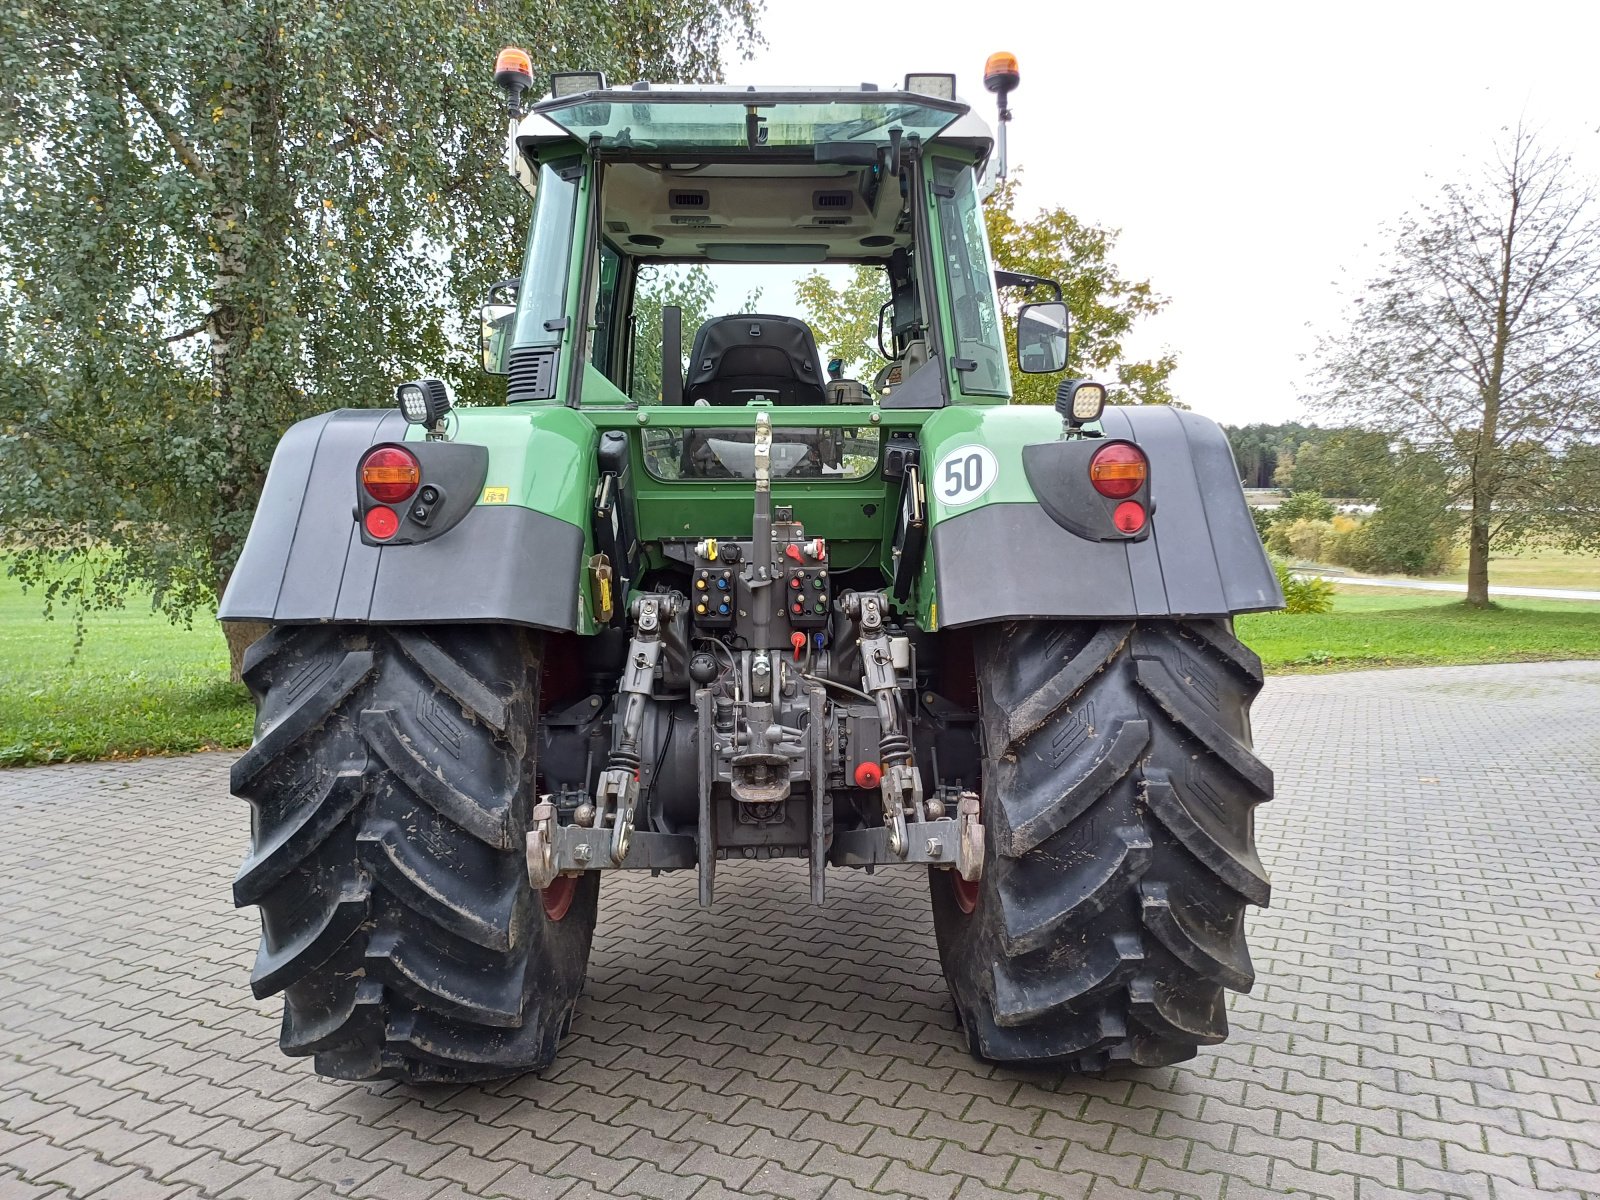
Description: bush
xmin=1327 ymin=457 xmax=1460 ymax=576
xmin=1286 ymin=518 xmax=1334 ymax=561
xmin=1266 ymin=516 xmax=1335 ymax=561
xmin=1320 ymin=514 xmax=1364 ymax=567
xmin=1272 ymin=557 xmax=1335 ymax=614
xmin=1250 ymin=505 xmax=1275 ymax=541
xmin=1353 ymin=509 xmax=1458 ymax=576
xmin=1274 ymin=490 xmax=1337 ymax=525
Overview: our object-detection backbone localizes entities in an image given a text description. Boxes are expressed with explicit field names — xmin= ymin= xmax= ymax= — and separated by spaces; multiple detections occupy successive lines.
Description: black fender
xmin=930 ymin=406 xmax=1282 ymax=627
xmin=218 ymin=409 xmax=585 ymax=630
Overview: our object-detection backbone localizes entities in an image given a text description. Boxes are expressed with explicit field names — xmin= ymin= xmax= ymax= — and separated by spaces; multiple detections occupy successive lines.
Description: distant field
xmin=0 ymin=570 xmax=251 ymax=768
xmin=4 ymin=571 xmax=1599 ymax=766
xmin=1428 ymin=545 xmax=1600 ymax=591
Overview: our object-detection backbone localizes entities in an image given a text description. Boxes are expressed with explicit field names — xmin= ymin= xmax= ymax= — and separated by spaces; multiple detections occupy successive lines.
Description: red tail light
xmin=1089 ymin=443 xmax=1147 ymax=499
xmin=1113 ymin=501 xmax=1146 ymax=533
xmin=360 ymin=446 xmax=420 ymax=503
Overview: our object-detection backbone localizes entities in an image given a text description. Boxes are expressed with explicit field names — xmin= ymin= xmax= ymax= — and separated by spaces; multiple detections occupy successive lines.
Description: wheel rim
xmin=951 ymin=872 xmax=980 ymax=914
xmin=542 ymin=875 xmax=577 ymax=922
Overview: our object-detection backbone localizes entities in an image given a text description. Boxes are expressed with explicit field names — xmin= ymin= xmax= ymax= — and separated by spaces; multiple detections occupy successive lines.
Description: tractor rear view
xmin=221 ymin=51 xmax=1283 ymax=1083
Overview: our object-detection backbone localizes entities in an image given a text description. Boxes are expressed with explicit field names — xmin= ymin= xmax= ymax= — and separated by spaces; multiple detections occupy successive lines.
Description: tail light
xmin=1089 ymin=442 xmax=1147 ymax=499
xmin=360 ymin=446 xmax=421 ymax=503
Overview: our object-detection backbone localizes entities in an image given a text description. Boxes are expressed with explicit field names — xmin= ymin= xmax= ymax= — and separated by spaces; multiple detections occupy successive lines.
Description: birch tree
xmin=0 ymin=0 xmax=759 ymax=674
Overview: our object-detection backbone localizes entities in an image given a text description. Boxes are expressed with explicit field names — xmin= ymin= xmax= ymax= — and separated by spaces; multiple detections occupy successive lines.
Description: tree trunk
xmin=1465 ymin=510 xmax=1492 ymax=608
xmin=224 ymin=619 xmax=271 ymax=684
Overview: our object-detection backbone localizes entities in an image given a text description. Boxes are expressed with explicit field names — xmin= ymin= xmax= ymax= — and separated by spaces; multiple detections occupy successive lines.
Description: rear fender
xmin=219 ymin=406 xmax=599 ymax=631
xmin=918 ymin=405 xmax=1282 ymax=628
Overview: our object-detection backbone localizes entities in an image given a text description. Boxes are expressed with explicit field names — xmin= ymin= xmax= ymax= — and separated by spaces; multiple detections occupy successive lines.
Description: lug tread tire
xmin=233 ymin=625 xmax=598 ymax=1083
xmin=931 ymin=619 xmax=1271 ymax=1070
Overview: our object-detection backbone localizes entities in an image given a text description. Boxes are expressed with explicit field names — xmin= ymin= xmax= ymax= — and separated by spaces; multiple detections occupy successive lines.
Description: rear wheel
xmin=231 ymin=624 xmax=598 ymax=1083
xmin=931 ymin=619 xmax=1272 ymax=1070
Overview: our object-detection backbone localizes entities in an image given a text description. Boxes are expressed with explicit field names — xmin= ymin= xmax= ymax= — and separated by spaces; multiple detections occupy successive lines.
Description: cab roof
xmin=515 ymin=83 xmax=993 ymax=160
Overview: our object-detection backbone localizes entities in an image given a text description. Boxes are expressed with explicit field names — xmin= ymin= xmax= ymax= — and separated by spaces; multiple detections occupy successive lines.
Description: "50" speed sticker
xmin=932 ymin=445 xmax=998 ymax=506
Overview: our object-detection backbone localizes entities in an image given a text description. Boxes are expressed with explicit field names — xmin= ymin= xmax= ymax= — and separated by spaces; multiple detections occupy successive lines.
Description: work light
xmin=396 ymin=378 xmax=452 ymax=429
xmin=904 ymin=73 xmax=957 ymax=101
xmin=1055 ymin=379 xmax=1106 ymax=426
xmin=551 ymin=71 xmax=607 ymax=98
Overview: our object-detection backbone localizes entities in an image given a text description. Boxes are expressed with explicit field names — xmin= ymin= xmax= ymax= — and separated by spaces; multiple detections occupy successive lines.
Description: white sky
xmin=719 ymin=0 xmax=1600 ymax=425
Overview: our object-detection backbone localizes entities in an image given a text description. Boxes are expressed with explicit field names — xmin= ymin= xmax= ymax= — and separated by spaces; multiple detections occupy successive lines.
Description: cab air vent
xmin=669 ymin=190 xmax=709 ymax=209
xmin=813 ymin=190 xmax=853 ymax=211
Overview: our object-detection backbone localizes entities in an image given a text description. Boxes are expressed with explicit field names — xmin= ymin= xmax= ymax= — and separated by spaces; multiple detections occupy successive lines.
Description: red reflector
xmin=854 ymin=762 xmax=883 ymax=789
xmin=360 ymin=446 xmax=421 ymax=503
xmin=364 ymin=506 xmax=399 ymax=540
xmin=1113 ymin=501 xmax=1146 ymax=534
xmin=1089 ymin=442 xmax=1148 ymax=499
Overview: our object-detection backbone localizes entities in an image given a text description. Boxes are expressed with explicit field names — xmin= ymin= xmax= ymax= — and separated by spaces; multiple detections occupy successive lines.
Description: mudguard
xmin=921 ymin=404 xmax=1282 ymax=627
xmin=219 ymin=407 xmax=596 ymax=631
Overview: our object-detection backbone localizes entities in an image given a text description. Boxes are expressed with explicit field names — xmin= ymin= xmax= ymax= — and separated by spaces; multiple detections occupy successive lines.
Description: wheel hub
xmin=542 ymin=875 xmax=577 ymax=921
xmin=951 ymin=871 xmax=980 ymax=914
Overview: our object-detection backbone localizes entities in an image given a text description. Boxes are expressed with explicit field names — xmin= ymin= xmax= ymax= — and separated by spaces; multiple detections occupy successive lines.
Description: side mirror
xmin=479 ymin=278 xmax=519 ymax=374
xmin=1015 ymin=300 xmax=1068 ymax=374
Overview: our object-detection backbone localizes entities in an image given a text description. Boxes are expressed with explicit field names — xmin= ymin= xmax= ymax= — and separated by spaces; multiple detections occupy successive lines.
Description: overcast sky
xmin=720 ymin=0 xmax=1600 ymax=426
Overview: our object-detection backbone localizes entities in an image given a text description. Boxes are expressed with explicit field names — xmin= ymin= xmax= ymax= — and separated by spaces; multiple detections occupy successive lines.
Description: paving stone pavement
xmin=2 ymin=659 xmax=1599 ymax=1200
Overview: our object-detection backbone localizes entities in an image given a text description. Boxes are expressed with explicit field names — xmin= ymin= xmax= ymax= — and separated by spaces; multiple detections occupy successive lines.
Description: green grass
xmin=0 ymin=570 xmax=251 ymax=768
xmin=4 ymin=569 xmax=1600 ymax=767
xmin=1237 ymin=591 xmax=1600 ymax=672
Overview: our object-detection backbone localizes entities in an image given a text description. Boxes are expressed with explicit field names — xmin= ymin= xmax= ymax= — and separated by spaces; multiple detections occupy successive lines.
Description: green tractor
xmin=221 ymin=50 xmax=1282 ymax=1084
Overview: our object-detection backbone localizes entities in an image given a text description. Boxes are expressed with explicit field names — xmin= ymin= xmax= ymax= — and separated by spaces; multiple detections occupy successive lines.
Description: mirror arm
xmin=994 ymin=269 xmax=1062 ymax=301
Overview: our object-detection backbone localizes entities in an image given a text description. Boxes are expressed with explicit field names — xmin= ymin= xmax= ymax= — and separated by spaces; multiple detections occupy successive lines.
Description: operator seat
xmin=685 ymin=314 xmax=826 ymax=406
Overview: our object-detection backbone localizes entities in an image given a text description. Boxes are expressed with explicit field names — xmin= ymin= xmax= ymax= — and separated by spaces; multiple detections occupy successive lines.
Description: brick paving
xmin=2 ymin=660 xmax=1598 ymax=1200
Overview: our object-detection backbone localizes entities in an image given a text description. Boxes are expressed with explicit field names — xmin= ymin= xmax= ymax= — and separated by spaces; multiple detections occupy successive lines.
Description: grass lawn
xmin=3 ymin=572 xmax=1599 ymax=767
xmin=0 ymin=570 xmax=252 ymax=768
xmin=1237 ymin=590 xmax=1600 ymax=672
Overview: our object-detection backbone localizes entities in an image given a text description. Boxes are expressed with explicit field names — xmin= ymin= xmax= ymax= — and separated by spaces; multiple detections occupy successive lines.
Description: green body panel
xmin=910 ymin=405 xmax=1089 ymax=628
xmin=408 ymin=404 xmax=602 ymax=632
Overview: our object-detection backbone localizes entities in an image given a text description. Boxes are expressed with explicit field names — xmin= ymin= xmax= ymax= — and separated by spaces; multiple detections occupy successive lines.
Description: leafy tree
xmin=793 ymin=265 xmax=889 ymax=382
xmin=1222 ymin=421 xmax=1316 ymax=488
xmin=1283 ymin=428 xmax=1394 ymax=499
xmin=1348 ymin=451 xmax=1461 ymax=576
xmin=793 ymin=175 xmax=1178 ymax=405
xmin=630 ymin=264 xmax=717 ymax=404
xmin=1272 ymin=490 xmax=1337 ymax=525
xmin=984 ymin=176 xmax=1177 ymax=406
xmin=0 ymin=0 xmax=760 ymax=674
xmin=1310 ymin=126 xmax=1600 ymax=606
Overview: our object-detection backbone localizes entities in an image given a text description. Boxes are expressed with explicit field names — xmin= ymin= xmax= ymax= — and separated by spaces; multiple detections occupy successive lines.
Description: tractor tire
xmin=230 ymin=624 xmax=598 ymax=1083
xmin=930 ymin=619 xmax=1272 ymax=1070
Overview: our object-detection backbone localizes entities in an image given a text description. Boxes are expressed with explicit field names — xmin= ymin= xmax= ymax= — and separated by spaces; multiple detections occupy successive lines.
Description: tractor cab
xmin=480 ymin=77 xmax=1067 ymax=413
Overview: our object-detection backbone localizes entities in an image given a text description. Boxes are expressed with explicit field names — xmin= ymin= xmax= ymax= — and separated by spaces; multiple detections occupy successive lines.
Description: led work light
xmin=550 ymin=71 xmax=607 ymax=98
xmin=1055 ymin=379 xmax=1107 ymax=427
xmin=396 ymin=378 xmax=453 ymax=430
xmin=904 ymin=73 xmax=957 ymax=101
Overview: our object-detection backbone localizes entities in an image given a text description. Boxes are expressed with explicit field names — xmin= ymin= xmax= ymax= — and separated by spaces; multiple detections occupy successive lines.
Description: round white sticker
xmin=933 ymin=445 xmax=998 ymax=506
